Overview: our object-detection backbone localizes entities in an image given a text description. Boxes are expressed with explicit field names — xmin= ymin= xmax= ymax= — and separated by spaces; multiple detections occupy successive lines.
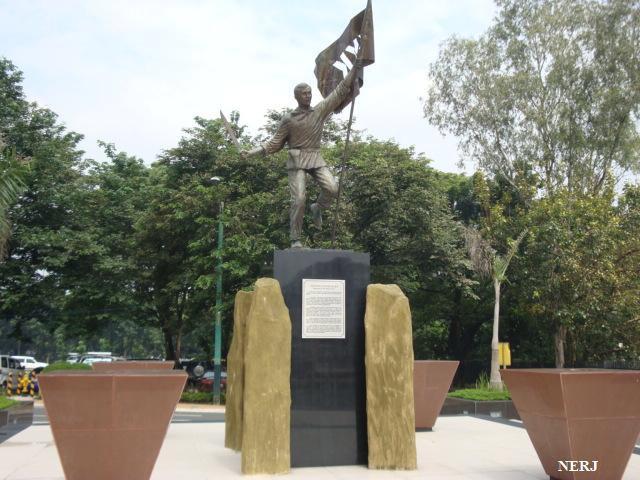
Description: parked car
xmin=80 ymin=356 xmax=113 ymax=365
xmin=77 ymin=352 xmax=125 ymax=365
xmin=196 ymin=371 xmax=227 ymax=392
xmin=181 ymin=359 xmax=227 ymax=380
xmin=181 ymin=360 xmax=210 ymax=386
xmin=11 ymin=355 xmax=48 ymax=371
xmin=0 ymin=355 xmax=27 ymax=387
xmin=66 ymin=352 xmax=80 ymax=363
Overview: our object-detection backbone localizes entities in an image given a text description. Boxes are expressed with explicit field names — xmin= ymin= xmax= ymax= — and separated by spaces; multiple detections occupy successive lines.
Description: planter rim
xmin=1 ymin=399 xmax=34 ymax=410
xmin=446 ymin=397 xmax=513 ymax=403
xmin=414 ymin=360 xmax=460 ymax=364
xmin=501 ymin=368 xmax=639 ymax=375
xmin=40 ymin=370 xmax=186 ymax=377
xmin=92 ymin=360 xmax=174 ymax=366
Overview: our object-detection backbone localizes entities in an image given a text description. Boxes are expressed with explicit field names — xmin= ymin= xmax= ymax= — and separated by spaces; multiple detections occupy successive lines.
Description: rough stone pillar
xmin=241 ymin=278 xmax=291 ymax=474
xmin=364 ymin=284 xmax=417 ymax=470
xmin=224 ymin=290 xmax=253 ymax=451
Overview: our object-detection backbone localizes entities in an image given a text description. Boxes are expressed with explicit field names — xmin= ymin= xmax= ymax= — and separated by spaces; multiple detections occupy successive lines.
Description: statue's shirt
xmin=261 ymin=77 xmax=352 ymax=170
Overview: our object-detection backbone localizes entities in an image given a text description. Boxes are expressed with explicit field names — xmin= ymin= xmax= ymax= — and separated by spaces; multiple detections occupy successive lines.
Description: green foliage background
xmin=0 ymin=0 xmax=639 ymax=382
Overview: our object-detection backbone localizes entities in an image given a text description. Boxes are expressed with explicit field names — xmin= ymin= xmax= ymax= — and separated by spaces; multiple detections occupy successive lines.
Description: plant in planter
xmin=448 ymin=372 xmax=512 ymax=401
xmin=448 ymin=389 xmax=511 ymax=401
xmin=444 ymin=372 xmax=519 ymax=419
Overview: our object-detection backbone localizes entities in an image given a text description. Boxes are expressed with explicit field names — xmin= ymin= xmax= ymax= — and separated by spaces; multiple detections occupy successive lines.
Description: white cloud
xmin=0 ymin=0 xmax=496 ymax=171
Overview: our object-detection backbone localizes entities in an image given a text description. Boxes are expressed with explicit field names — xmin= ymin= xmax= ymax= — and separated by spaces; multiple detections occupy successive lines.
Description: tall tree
xmin=521 ymin=188 xmax=640 ymax=367
xmin=134 ymin=115 xmax=290 ymax=363
xmin=424 ymin=0 xmax=639 ymax=195
xmin=323 ymin=139 xmax=474 ymax=359
xmin=424 ymin=0 xmax=640 ymax=365
xmin=0 ymin=58 xmax=90 ymax=357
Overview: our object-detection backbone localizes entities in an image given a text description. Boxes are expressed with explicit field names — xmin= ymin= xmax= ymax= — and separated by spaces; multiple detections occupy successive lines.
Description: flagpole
xmin=312 ymin=0 xmax=372 ymax=247
xmin=330 ymin=75 xmax=358 ymax=247
xmin=330 ymin=0 xmax=371 ymax=248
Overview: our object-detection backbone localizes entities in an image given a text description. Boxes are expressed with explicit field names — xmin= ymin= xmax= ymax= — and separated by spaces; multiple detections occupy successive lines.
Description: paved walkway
xmin=31 ymin=404 xmax=225 ymax=426
xmin=0 ymin=415 xmax=639 ymax=479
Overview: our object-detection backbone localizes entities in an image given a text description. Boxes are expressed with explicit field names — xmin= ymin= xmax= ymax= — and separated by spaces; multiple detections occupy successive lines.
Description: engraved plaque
xmin=302 ymin=279 xmax=345 ymax=339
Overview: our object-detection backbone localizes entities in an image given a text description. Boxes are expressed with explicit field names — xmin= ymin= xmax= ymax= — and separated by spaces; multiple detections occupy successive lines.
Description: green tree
xmin=132 ymin=115 xmax=290 ymax=362
xmin=0 ymin=58 xmax=90 ymax=357
xmin=521 ymin=189 xmax=640 ymax=367
xmin=69 ymin=143 xmax=163 ymax=357
xmin=321 ymin=139 xmax=474 ymax=358
xmin=0 ymin=137 xmax=28 ymax=259
xmin=424 ymin=0 xmax=640 ymax=366
xmin=425 ymin=0 xmax=639 ymax=195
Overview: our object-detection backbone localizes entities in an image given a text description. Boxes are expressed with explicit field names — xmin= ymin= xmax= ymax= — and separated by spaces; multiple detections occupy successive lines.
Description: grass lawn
xmin=0 ymin=396 xmax=19 ymax=409
xmin=448 ymin=388 xmax=511 ymax=401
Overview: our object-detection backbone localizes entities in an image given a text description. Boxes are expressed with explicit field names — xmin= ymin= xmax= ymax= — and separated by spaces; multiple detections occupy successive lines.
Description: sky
xmin=0 ymin=0 xmax=497 ymax=174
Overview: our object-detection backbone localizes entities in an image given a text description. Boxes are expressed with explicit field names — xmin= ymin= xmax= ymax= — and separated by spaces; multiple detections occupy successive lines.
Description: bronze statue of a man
xmin=242 ymin=67 xmax=357 ymax=248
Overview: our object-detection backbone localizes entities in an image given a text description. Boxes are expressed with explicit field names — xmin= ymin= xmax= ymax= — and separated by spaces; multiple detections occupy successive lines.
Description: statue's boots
xmin=310 ymin=203 xmax=322 ymax=229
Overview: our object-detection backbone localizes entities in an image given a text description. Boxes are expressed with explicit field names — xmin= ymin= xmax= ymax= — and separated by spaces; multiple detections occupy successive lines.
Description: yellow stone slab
xmin=364 ymin=284 xmax=417 ymax=470
xmin=225 ymin=290 xmax=253 ymax=451
xmin=241 ymin=278 xmax=291 ymax=474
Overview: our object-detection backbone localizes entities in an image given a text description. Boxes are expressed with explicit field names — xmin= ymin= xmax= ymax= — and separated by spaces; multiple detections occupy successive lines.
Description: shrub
xmin=448 ymin=388 xmax=511 ymax=401
xmin=475 ymin=371 xmax=491 ymax=389
xmin=180 ymin=390 xmax=225 ymax=404
xmin=0 ymin=396 xmax=18 ymax=409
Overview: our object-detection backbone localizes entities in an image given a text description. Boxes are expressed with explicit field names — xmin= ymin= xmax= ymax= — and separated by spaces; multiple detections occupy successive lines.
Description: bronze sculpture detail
xmin=240 ymin=1 xmax=374 ymax=249
xmin=242 ymin=68 xmax=358 ymax=248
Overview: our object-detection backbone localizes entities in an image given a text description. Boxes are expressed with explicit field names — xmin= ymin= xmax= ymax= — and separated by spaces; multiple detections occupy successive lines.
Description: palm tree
xmin=464 ymin=227 xmax=528 ymax=390
xmin=0 ymin=136 xmax=28 ymax=259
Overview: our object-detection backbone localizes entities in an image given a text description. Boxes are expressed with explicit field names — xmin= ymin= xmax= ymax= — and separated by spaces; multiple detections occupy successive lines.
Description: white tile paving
xmin=0 ymin=416 xmax=638 ymax=479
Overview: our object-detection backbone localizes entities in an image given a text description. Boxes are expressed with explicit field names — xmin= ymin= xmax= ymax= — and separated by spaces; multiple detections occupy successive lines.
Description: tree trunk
xmin=554 ymin=324 xmax=566 ymax=368
xmin=172 ymin=291 xmax=186 ymax=368
xmin=174 ymin=329 xmax=182 ymax=367
xmin=447 ymin=289 xmax=463 ymax=358
xmin=490 ymin=277 xmax=503 ymax=390
xmin=161 ymin=324 xmax=177 ymax=363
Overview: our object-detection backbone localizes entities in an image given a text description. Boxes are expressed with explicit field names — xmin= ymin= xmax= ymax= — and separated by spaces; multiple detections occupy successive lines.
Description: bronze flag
xmin=314 ymin=0 xmax=374 ymax=113
xmin=219 ymin=110 xmax=240 ymax=149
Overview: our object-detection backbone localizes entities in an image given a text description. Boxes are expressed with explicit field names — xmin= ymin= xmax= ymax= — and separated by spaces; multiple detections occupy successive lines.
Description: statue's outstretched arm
xmin=241 ymin=117 xmax=289 ymax=158
xmin=242 ymin=145 xmax=265 ymax=159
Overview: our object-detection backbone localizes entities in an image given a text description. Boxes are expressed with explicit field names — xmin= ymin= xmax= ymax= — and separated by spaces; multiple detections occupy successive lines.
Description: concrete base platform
xmin=0 ymin=417 xmax=638 ymax=479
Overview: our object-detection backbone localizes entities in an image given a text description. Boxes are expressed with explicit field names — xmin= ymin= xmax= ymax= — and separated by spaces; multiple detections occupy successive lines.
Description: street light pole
xmin=213 ymin=199 xmax=224 ymax=404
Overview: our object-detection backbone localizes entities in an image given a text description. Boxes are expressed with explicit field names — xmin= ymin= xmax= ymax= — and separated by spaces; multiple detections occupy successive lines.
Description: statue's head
xmin=294 ymin=83 xmax=312 ymax=108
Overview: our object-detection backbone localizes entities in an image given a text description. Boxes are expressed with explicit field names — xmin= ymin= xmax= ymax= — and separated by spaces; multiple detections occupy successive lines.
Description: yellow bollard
xmin=29 ymin=371 xmax=36 ymax=397
xmin=6 ymin=372 xmax=13 ymax=396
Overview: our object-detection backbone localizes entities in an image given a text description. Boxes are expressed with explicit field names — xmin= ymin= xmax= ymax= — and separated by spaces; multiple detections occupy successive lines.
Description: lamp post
xmin=210 ymin=177 xmax=224 ymax=404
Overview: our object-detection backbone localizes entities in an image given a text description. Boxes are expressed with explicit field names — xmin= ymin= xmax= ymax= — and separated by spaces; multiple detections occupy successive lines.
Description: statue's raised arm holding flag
xmin=240 ymin=0 xmax=374 ymax=249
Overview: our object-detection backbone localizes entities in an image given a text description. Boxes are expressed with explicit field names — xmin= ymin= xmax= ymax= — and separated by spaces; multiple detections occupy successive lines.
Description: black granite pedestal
xmin=274 ymin=249 xmax=370 ymax=468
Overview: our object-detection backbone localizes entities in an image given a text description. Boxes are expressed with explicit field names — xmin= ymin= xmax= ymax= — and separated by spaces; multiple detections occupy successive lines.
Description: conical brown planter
xmin=413 ymin=360 xmax=459 ymax=430
xmin=39 ymin=370 xmax=187 ymax=480
xmin=501 ymin=369 xmax=640 ymax=480
xmin=92 ymin=361 xmax=175 ymax=371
